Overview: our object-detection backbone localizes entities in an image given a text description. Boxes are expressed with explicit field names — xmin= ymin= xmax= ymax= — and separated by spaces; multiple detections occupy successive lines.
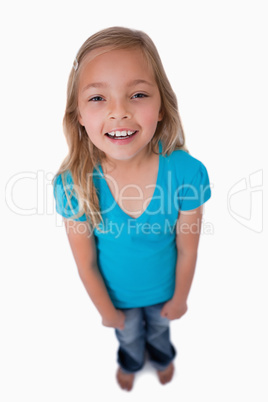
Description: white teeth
xmin=107 ymin=130 xmax=136 ymax=137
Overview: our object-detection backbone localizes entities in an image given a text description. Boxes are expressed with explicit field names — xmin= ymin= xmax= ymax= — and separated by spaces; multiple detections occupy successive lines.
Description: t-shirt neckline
xmin=98 ymin=141 xmax=163 ymax=221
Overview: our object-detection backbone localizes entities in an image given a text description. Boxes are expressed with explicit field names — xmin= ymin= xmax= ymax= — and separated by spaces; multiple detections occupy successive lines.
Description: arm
xmin=64 ymin=219 xmax=125 ymax=330
xmin=161 ymin=205 xmax=203 ymax=320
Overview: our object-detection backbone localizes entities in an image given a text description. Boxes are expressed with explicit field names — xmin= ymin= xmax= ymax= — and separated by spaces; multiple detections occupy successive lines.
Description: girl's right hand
xmin=102 ymin=310 xmax=125 ymax=330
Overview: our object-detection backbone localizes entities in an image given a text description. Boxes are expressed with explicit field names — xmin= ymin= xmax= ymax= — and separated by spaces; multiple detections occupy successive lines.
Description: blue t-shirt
xmin=54 ymin=145 xmax=211 ymax=308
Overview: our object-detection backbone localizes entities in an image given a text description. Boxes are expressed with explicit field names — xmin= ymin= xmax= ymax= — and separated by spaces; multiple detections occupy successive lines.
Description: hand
xmin=160 ymin=299 xmax=188 ymax=321
xmin=102 ymin=309 xmax=125 ymax=330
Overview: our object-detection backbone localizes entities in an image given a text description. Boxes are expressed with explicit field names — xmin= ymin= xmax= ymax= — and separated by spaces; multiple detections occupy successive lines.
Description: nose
xmin=108 ymin=99 xmax=132 ymax=120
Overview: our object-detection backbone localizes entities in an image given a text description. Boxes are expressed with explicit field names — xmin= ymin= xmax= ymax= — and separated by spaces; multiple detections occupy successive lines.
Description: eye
xmin=132 ymin=93 xmax=148 ymax=99
xmin=89 ymin=96 xmax=105 ymax=102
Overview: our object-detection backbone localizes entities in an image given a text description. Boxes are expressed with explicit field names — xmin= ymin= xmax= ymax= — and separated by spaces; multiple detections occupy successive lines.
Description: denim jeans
xmin=115 ymin=302 xmax=176 ymax=374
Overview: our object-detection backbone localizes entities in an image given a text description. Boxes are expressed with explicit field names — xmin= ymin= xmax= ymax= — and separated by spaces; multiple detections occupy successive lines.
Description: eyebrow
xmin=82 ymin=79 xmax=154 ymax=92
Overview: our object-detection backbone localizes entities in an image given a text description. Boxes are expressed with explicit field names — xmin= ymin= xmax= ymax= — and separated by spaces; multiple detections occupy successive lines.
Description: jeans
xmin=115 ymin=302 xmax=176 ymax=374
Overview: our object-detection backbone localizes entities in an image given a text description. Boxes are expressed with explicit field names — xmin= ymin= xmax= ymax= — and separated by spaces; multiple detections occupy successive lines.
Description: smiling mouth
xmin=105 ymin=130 xmax=138 ymax=139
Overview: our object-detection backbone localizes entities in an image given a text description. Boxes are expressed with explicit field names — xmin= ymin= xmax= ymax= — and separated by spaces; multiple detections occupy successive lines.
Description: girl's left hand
xmin=160 ymin=299 xmax=188 ymax=321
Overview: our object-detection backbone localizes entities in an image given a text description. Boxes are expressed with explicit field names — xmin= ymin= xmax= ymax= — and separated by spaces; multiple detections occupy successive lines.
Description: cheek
xmin=81 ymin=113 xmax=105 ymax=145
xmin=80 ymin=109 xmax=102 ymax=131
xmin=143 ymin=106 xmax=162 ymax=127
xmin=85 ymin=130 xmax=103 ymax=150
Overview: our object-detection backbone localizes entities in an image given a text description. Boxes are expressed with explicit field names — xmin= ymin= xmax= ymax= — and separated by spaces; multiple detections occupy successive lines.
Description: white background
xmin=1 ymin=0 xmax=267 ymax=400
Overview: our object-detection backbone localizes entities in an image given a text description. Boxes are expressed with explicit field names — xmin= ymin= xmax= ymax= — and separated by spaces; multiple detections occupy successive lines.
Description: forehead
xmin=78 ymin=47 xmax=155 ymax=88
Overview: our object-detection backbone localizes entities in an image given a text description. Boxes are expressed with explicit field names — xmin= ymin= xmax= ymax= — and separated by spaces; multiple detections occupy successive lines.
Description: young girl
xmin=53 ymin=26 xmax=211 ymax=391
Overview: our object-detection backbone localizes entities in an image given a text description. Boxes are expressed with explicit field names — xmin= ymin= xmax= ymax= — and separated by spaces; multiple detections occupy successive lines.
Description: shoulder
xmin=164 ymin=150 xmax=211 ymax=210
xmin=53 ymin=170 xmax=74 ymax=208
xmin=163 ymin=149 xmax=208 ymax=178
xmin=53 ymin=170 xmax=79 ymax=201
xmin=54 ymin=170 xmax=74 ymax=189
xmin=53 ymin=170 xmax=87 ymax=221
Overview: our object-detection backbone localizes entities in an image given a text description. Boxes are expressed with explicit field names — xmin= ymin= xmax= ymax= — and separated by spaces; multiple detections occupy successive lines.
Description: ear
xmin=77 ymin=106 xmax=85 ymax=126
xmin=158 ymin=108 xmax=164 ymax=122
xmin=78 ymin=113 xmax=84 ymax=127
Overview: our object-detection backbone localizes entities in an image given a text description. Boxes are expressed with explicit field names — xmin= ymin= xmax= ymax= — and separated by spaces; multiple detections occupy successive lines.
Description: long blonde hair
xmin=54 ymin=26 xmax=187 ymax=227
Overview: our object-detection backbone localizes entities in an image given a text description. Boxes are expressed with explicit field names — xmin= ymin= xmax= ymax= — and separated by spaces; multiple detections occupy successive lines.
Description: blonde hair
xmin=54 ymin=26 xmax=187 ymax=227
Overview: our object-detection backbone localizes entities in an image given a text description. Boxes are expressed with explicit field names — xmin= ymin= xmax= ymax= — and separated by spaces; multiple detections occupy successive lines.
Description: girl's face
xmin=77 ymin=47 xmax=163 ymax=162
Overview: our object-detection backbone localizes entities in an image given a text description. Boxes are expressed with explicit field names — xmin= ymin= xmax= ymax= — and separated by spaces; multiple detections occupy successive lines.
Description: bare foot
xmin=116 ymin=368 xmax=135 ymax=391
xmin=157 ymin=363 xmax=174 ymax=385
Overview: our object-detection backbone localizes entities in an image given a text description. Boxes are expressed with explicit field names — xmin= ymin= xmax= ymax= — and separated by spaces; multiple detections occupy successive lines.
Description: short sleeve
xmin=178 ymin=162 xmax=211 ymax=211
xmin=53 ymin=172 xmax=87 ymax=221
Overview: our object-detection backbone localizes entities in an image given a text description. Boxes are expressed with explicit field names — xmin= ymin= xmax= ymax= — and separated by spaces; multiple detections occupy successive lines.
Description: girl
xmin=53 ymin=26 xmax=211 ymax=391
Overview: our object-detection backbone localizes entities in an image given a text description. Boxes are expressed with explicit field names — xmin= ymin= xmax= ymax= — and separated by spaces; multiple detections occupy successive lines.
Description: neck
xmin=102 ymin=144 xmax=153 ymax=174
